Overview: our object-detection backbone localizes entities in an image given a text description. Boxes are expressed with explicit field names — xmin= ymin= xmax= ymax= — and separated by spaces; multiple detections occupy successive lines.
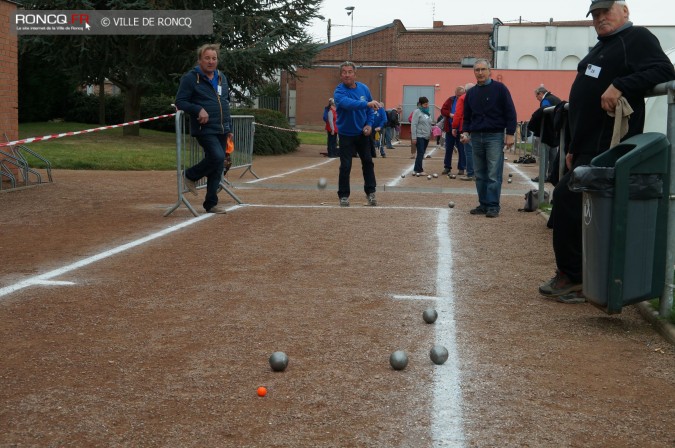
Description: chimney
xmin=433 ymin=20 xmax=444 ymax=28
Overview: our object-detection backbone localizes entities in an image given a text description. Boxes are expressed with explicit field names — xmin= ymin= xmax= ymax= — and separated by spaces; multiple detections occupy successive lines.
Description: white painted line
xmin=245 ymin=159 xmax=336 ymax=184
xmin=32 ymin=280 xmax=75 ymax=286
xmin=505 ymin=162 xmax=539 ymax=187
xmin=246 ymin=204 xmax=441 ymax=211
xmin=392 ymin=294 xmax=445 ymax=301
xmin=432 ymin=208 xmax=465 ymax=446
xmin=387 ymin=145 xmax=442 ymax=187
xmin=0 ymin=205 xmax=242 ymax=300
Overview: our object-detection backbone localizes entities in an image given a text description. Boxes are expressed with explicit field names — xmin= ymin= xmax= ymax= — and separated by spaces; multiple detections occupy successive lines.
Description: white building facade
xmin=493 ymin=21 xmax=675 ymax=70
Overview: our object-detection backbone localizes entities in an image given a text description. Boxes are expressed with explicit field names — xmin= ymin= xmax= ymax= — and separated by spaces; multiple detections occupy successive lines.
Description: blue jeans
xmin=338 ymin=133 xmax=376 ymax=198
xmin=384 ymin=127 xmax=395 ymax=148
xmin=464 ymin=141 xmax=474 ymax=177
xmin=414 ymin=138 xmax=429 ymax=172
xmin=471 ymin=132 xmax=504 ymax=212
xmin=443 ymin=131 xmax=465 ymax=171
xmin=191 ymin=134 xmax=226 ymax=211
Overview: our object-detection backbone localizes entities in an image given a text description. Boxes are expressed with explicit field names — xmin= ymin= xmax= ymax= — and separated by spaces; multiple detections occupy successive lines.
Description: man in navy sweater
xmin=539 ymin=0 xmax=675 ymax=303
xmin=461 ymin=59 xmax=517 ymax=218
xmin=334 ymin=62 xmax=381 ymax=207
xmin=175 ymin=43 xmax=232 ymax=214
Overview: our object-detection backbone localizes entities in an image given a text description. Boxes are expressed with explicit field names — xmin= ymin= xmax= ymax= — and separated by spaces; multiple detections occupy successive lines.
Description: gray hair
xmin=534 ymin=86 xmax=548 ymax=95
xmin=196 ymin=43 xmax=220 ymax=61
xmin=339 ymin=61 xmax=356 ymax=73
xmin=473 ymin=59 xmax=492 ymax=69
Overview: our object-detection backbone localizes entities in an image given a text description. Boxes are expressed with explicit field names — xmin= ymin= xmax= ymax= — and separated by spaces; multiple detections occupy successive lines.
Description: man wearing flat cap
xmin=539 ymin=0 xmax=675 ymax=303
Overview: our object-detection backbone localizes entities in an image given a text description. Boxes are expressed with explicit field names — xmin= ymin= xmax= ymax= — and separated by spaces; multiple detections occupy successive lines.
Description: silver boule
xmin=401 ymin=174 xmax=406 ymax=178
xmin=448 ymin=201 xmax=455 ymax=208
xmin=432 ymin=173 xmax=438 ymax=178
xmin=389 ymin=350 xmax=409 ymax=370
xmin=507 ymin=178 xmax=512 ymax=183
xmin=318 ymin=177 xmax=327 ymax=189
xmin=422 ymin=308 xmax=438 ymax=324
xmin=427 ymin=175 xmax=432 ymax=180
xmin=269 ymin=351 xmax=289 ymax=372
xmin=430 ymin=345 xmax=449 ymax=365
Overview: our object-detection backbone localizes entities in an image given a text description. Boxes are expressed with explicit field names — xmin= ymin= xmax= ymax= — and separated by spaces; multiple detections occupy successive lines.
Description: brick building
xmin=0 ymin=0 xmax=18 ymax=142
xmin=282 ymin=19 xmax=495 ymax=130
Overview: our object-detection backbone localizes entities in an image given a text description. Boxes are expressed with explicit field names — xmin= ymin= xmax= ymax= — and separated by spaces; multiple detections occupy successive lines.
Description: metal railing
xmin=163 ymin=111 xmax=256 ymax=217
xmin=0 ymin=132 xmax=53 ymax=189
xmin=536 ymin=81 xmax=675 ymax=318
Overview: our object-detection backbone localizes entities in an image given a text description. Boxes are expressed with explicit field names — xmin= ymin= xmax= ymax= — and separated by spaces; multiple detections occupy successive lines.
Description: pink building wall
xmin=385 ymin=68 xmax=577 ymax=123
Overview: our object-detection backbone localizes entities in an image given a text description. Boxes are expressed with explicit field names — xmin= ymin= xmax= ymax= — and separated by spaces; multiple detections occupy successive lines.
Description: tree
xmin=20 ymin=0 xmax=321 ymax=135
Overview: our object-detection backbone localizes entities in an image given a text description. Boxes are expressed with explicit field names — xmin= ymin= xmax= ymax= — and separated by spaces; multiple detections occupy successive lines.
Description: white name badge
xmin=217 ymin=85 xmax=222 ymax=95
xmin=585 ymin=64 xmax=601 ymax=78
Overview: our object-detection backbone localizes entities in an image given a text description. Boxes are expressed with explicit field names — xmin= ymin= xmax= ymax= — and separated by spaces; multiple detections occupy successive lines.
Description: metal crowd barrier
xmin=163 ymin=111 xmax=256 ymax=217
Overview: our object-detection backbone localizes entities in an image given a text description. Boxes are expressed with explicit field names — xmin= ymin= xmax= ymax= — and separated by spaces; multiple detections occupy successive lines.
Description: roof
xmin=320 ymin=22 xmax=400 ymax=50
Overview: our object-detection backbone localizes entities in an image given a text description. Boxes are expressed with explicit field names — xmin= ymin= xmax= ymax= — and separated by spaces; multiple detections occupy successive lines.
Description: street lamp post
xmin=345 ymin=6 xmax=355 ymax=59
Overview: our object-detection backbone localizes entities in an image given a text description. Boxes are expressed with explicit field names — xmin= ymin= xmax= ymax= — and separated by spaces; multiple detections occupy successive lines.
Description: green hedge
xmin=63 ymin=92 xmax=176 ymax=132
xmin=232 ymin=108 xmax=299 ymax=155
xmin=32 ymin=92 xmax=298 ymax=155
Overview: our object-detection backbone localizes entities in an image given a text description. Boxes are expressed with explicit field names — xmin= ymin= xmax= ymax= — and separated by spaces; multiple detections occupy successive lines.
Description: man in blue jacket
xmin=334 ymin=62 xmax=381 ymax=207
xmin=175 ymin=43 xmax=232 ymax=214
xmin=461 ymin=59 xmax=517 ymax=218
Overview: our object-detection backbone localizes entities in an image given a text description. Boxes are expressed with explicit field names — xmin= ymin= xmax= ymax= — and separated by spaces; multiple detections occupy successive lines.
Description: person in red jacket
xmin=324 ymin=98 xmax=339 ymax=157
xmin=440 ymin=86 xmax=466 ymax=175
xmin=452 ymin=83 xmax=475 ymax=180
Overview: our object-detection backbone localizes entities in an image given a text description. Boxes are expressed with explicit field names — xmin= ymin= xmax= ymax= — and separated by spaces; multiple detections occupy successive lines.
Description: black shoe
xmin=486 ymin=209 xmax=499 ymax=218
xmin=469 ymin=206 xmax=487 ymax=215
xmin=531 ymin=176 xmax=539 ymax=182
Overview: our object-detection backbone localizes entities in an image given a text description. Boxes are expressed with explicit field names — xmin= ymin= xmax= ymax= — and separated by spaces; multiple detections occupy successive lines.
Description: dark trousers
xmin=443 ymin=131 xmax=465 ymax=170
xmin=327 ymin=131 xmax=338 ymax=157
xmin=190 ymin=134 xmax=226 ymax=211
xmin=338 ymin=133 xmax=376 ymax=198
xmin=551 ymin=156 xmax=592 ymax=283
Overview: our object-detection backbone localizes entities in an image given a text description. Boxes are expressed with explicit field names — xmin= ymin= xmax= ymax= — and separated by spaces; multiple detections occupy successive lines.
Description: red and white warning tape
xmin=254 ymin=122 xmax=324 ymax=134
xmin=0 ymin=113 xmax=177 ymax=148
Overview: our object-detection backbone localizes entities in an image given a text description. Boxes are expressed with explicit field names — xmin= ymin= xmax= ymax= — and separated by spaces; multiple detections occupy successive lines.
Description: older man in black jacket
xmin=539 ymin=0 xmax=675 ymax=303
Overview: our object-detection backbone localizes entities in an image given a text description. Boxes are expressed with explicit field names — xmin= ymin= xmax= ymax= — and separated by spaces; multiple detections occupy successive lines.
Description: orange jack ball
xmin=257 ymin=386 xmax=267 ymax=397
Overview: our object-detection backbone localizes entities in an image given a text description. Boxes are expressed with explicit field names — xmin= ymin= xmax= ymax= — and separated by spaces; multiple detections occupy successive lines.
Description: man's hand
xmin=363 ymin=125 xmax=372 ymax=137
xmin=601 ymin=84 xmax=623 ymax=113
xmin=460 ymin=132 xmax=470 ymax=144
xmin=452 ymin=129 xmax=458 ymax=137
xmin=505 ymin=134 xmax=515 ymax=149
xmin=367 ymin=101 xmax=380 ymax=110
xmin=566 ymin=153 xmax=574 ymax=170
xmin=197 ymin=108 xmax=209 ymax=124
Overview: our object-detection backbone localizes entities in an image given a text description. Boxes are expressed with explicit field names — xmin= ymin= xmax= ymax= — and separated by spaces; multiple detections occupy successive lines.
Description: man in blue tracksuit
xmin=333 ymin=62 xmax=381 ymax=207
xmin=175 ymin=43 xmax=232 ymax=214
xmin=462 ymin=58 xmax=517 ymax=218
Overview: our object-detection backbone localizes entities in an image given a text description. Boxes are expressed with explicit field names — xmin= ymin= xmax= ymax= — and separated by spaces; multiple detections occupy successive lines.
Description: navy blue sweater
xmin=175 ymin=67 xmax=232 ymax=136
xmin=463 ymin=80 xmax=517 ymax=135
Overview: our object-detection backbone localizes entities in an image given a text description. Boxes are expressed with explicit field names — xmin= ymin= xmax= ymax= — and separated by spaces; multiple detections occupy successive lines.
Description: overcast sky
xmin=309 ymin=0 xmax=673 ymax=43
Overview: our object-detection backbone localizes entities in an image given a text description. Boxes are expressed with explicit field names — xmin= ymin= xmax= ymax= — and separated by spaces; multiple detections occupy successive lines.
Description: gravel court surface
xmin=0 ymin=143 xmax=673 ymax=447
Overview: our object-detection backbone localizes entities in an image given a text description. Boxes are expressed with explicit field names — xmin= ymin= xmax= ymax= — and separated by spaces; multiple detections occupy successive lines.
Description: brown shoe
xmin=206 ymin=205 xmax=228 ymax=214
xmin=182 ymin=170 xmax=198 ymax=196
xmin=539 ymin=271 xmax=582 ymax=297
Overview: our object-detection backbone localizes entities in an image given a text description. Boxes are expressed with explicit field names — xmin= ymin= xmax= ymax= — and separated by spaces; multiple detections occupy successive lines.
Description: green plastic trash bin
xmin=569 ymin=132 xmax=670 ymax=314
